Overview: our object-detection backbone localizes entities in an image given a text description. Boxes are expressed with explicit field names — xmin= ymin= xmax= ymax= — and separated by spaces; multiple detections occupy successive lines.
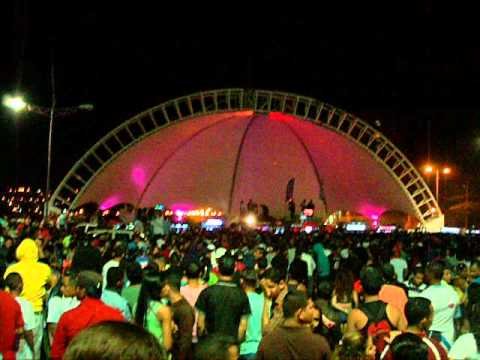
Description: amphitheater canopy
xmin=51 ymin=89 xmax=441 ymax=227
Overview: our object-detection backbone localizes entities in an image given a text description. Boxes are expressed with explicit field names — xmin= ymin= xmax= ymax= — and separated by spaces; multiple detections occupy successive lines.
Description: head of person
xmin=390 ymin=333 xmax=429 ymax=360
xmin=112 ymin=243 xmax=127 ymax=260
xmin=240 ymin=269 xmax=258 ymax=290
xmin=426 ymin=261 xmax=444 ymax=284
xmin=135 ymin=271 xmax=164 ymax=325
xmin=333 ymin=331 xmax=375 ymax=360
xmin=405 ymin=297 xmax=433 ymax=331
xmin=160 ymin=270 xmax=182 ymax=298
xmin=411 ymin=266 xmax=425 ymax=286
xmin=126 ymin=262 xmax=143 ymax=286
xmin=61 ymin=271 xmax=78 ymax=298
xmin=443 ymin=267 xmax=453 ymax=284
xmin=282 ymin=290 xmax=315 ymax=325
xmin=334 ymin=268 xmax=354 ymax=298
xmin=470 ymin=260 xmax=480 ymax=280
xmin=218 ymin=254 xmax=235 ymax=277
xmin=185 ymin=261 xmax=202 ymax=280
xmin=75 ymin=271 xmax=103 ymax=300
xmin=359 ymin=267 xmax=384 ymax=296
xmin=4 ymin=272 xmax=23 ymax=294
xmin=63 ymin=321 xmax=165 ymax=360
xmin=381 ymin=263 xmax=397 ymax=284
xmin=195 ymin=335 xmax=239 ymax=360
xmin=15 ymin=238 xmax=39 ymax=262
xmin=106 ymin=267 xmax=125 ymax=290
xmin=262 ymin=267 xmax=287 ymax=300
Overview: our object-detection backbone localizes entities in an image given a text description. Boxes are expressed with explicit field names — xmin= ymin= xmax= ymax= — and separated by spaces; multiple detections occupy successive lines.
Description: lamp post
xmin=3 ymin=94 xmax=93 ymax=221
xmin=424 ymin=164 xmax=451 ymax=203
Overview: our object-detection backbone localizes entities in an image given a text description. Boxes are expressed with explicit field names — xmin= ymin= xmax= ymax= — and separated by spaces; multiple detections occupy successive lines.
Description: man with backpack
xmin=347 ymin=266 xmax=406 ymax=347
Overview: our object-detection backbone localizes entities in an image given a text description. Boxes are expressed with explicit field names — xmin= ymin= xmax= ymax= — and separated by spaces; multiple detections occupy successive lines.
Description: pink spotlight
xmin=131 ymin=166 xmax=147 ymax=188
xmin=99 ymin=195 xmax=120 ymax=210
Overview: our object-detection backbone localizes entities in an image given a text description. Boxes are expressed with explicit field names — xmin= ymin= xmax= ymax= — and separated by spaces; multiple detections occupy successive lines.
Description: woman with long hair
xmin=135 ymin=271 xmax=173 ymax=352
xmin=331 ymin=268 xmax=357 ymax=322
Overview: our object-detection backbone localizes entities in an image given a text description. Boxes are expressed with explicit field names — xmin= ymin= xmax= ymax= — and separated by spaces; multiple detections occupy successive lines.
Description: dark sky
xmin=1 ymin=2 xmax=479 ymax=201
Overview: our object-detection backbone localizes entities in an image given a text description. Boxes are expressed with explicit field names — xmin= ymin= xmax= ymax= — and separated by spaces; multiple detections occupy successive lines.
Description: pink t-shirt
xmin=180 ymin=284 xmax=207 ymax=341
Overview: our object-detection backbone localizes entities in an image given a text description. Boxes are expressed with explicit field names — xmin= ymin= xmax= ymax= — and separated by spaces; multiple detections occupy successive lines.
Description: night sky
xmin=1 ymin=2 xmax=479 ymax=206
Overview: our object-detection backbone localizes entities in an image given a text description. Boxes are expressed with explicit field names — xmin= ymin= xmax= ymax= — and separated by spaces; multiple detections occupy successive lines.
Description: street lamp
xmin=423 ymin=164 xmax=451 ymax=203
xmin=3 ymin=93 xmax=93 ymax=221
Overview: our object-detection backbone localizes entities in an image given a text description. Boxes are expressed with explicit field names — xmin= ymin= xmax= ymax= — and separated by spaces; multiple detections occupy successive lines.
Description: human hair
xmin=334 ymin=269 xmax=354 ymax=302
xmin=76 ymin=271 xmax=103 ymax=299
xmin=359 ymin=267 xmax=384 ymax=295
xmin=135 ymin=271 xmax=164 ymax=326
xmin=262 ymin=267 xmax=286 ymax=284
xmin=426 ymin=261 xmax=444 ymax=281
xmin=4 ymin=272 xmax=22 ymax=292
xmin=185 ymin=262 xmax=202 ymax=279
xmin=106 ymin=267 xmax=124 ymax=289
xmin=390 ymin=333 xmax=429 ymax=360
xmin=412 ymin=266 xmax=425 ymax=276
xmin=317 ymin=281 xmax=333 ymax=300
xmin=381 ymin=263 xmax=396 ymax=283
xmin=195 ymin=335 xmax=238 ymax=360
xmin=112 ymin=242 xmax=127 ymax=259
xmin=164 ymin=270 xmax=182 ymax=292
xmin=333 ymin=331 xmax=369 ymax=360
xmin=218 ymin=254 xmax=235 ymax=276
xmin=63 ymin=321 xmax=165 ymax=360
xmin=241 ymin=269 xmax=258 ymax=288
xmin=126 ymin=262 xmax=143 ymax=285
xmin=282 ymin=290 xmax=308 ymax=318
xmin=405 ymin=297 xmax=431 ymax=326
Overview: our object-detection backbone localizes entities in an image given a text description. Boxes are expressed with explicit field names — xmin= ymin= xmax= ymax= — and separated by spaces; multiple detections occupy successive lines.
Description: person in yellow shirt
xmin=4 ymin=238 xmax=53 ymax=358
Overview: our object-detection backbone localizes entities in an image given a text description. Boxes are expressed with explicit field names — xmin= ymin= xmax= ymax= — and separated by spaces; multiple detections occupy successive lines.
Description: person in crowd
xmin=332 ymin=331 xmax=376 ymax=360
xmin=379 ymin=263 xmax=409 ymax=321
xmin=135 ymin=271 xmax=173 ymax=352
xmin=0 ymin=277 xmax=25 ymax=360
xmin=63 ymin=321 xmax=166 ymax=360
xmin=331 ymin=268 xmax=357 ymax=322
xmin=239 ymin=269 xmax=265 ymax=360
xmin=379 ymin=297 xmax=448 ymax=360
xmin=46 ymin=270 xmax=80 ymax=344
xmin=404 ymin=266 xmax=428 ymax=297
xmin=347 ymin=266 xmax=406 ymax=343
xmin=421 ymin=261 xmax=459 ymax=347
xmin=121 ymin=261 xmax=143 ymax=315
xmin=195 ymin=335 xmax=239 ymax=360
xmin=161 ymin=270 xmax=195 ymax=360
xmin=390 ymin=332 xmax=429 ymax=360
xmin=313 ymin=234 xmax=330 ymax=282
xmin=4 ymin=272 xmax=35 ymax=360
xmin=449 ymin=296 xmax=480 ymax=359
xmin=390 ymin=249 xmax=408 ymax=283
xmin=196 ymin=254 xmax=250 ymax=341
xmin=4 ymin=238 xmax=53 ymax=357
xmin=101 ymin=266 xmax=133 ymax=320
xmin=261 ymin=267 xmax=288 ymax=334
xmin=102 ymin=242 xmax=126 ymax=288
xmin=50 ymin=271 xmax=125 ymax=359
xmin=256 ymin=290 xmax=331 ymax=360
xmin=180 ymin=261 xmax=208 ymax=344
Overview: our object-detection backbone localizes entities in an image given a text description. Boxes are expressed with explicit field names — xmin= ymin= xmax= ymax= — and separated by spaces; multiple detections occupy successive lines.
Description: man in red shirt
xmin=0 ymin=290 xmax=25 ymax=360
xmin=51 ymin=271 xmax=124 ymax=359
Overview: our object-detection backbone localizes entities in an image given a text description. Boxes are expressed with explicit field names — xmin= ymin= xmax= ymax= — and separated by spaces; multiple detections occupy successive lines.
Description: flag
xmin=285 ymin=177 xmax=295 ymax=201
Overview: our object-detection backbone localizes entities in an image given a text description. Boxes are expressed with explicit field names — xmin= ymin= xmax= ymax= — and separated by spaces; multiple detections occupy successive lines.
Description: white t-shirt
xmin=16 ymin=297 xmax=36 ymax=359
xmin=421 ymin=283 xmax=459 ymax=345
xmin=47 ymin=296 xmax=81 ymax=324
xmin=390 ymin=257 xmax=408 ymax=283
xmin=449 ymin=333 xmax=480 ymax=359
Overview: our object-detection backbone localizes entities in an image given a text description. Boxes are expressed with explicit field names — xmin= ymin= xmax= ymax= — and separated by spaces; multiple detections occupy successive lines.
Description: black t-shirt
xmin=195 ymin=280 xmax=251 ymax=338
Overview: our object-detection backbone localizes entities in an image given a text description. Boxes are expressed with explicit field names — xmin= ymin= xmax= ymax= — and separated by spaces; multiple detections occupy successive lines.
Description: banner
xmin=285 ymin=177 xmax=295 ymax=201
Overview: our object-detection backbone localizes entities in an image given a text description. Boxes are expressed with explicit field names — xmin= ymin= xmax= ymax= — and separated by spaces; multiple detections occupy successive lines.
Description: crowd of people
xmin=1 ymin=209 xmax=480 ymax=359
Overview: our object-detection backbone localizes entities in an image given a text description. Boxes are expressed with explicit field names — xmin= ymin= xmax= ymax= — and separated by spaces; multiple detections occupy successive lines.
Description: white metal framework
xmin=50 ymin=89 xmax=440 ymax=225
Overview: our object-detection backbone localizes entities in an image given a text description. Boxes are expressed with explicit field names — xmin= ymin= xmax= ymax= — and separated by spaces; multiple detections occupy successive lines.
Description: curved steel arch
xmin=50 ymin=89 xmax=440 ymax=226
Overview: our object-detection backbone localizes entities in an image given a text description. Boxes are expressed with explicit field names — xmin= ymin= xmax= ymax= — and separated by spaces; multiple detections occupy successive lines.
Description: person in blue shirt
xmin=101 ymin=267 xmax=132 ymax=321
